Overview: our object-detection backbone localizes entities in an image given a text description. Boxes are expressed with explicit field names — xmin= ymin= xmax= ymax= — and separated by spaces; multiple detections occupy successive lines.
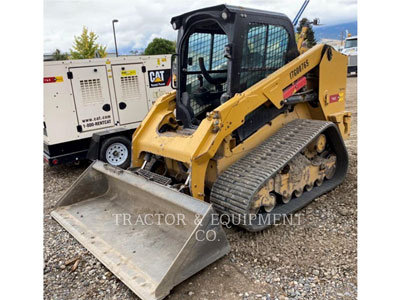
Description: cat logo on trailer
xmin=148 ymin=69 xmax=171 ymax=88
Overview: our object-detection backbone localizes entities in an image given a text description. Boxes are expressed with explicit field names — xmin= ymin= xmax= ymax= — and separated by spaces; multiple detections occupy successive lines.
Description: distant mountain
xmin=127 ymin=48 xmax=145 ymax=55
xmin=116 ymin=46 xmax=145 ymax=56
xmin=313 ymin=21 xmax=357 ymax=41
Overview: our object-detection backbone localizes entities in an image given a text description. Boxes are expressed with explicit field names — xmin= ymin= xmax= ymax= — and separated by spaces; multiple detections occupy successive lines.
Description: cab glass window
xmin=240 ymin=23 xmax=289 ymax=91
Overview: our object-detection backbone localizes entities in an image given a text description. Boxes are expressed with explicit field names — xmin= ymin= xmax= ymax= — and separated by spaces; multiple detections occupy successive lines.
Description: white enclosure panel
xmin=70 ymin=66 xmax=114 ymax=132
xmin=43 ymin=67 xmax=78 ymax=144
xmin=111 ymin=64 xmax=149 ymax=125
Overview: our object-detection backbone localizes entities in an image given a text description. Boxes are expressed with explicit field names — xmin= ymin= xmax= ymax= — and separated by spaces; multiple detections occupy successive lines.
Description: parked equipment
xmin=293 ymin=0 xmax=311 ymax=53
xmin=52 ymin=5 xmax=351 ymax=300
xmin=44 ymin=55 xmax=172 ymax=168
xmin=296 ymin=17 xmax=320 ymax=54
xmin=341 ymin=35 xmax=357 ymax=74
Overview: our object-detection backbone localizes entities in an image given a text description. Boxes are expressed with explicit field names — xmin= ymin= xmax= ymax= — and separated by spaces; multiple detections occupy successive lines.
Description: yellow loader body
xmin=132 ymin=44 xmax=351 ymax=201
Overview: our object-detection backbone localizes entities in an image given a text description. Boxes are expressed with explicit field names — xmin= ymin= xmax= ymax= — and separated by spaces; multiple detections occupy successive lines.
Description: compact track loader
xmin=51 ymin=5 xmax=351 ymax=300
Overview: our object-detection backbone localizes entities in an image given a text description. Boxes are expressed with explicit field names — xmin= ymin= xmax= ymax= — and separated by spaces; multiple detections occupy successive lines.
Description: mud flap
xmin=51 ymin=161 xmax=230 ymax=300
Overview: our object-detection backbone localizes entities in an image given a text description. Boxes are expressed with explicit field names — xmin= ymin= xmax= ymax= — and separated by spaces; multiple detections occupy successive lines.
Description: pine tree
xmin=70 ymin=27 xmax=107 ymax=59
xmin=297 ymin=18 xmax=317 ymax=48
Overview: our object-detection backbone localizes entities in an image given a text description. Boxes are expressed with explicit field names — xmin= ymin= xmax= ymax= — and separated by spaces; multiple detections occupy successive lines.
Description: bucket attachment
xmin=51 ymin=161 xmax=230 ymax=300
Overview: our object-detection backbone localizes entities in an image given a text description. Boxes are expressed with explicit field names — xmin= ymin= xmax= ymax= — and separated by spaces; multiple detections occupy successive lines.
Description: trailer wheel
xmin=100 ymin=136 xmax=131 ymax=169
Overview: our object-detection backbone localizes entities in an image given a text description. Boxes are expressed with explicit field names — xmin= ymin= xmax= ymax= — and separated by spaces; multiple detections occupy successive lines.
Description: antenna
xmin=293 ymin=0 xmax=310 ymax=26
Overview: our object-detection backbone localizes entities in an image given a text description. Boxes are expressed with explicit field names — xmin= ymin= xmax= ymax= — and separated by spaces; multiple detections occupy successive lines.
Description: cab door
xmin=111 ymin=63 xmax=149 ymax=125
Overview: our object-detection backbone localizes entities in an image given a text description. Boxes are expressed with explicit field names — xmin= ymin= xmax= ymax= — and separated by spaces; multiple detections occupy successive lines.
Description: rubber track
xmin=210 ymin=119 xmax=349 ymax=231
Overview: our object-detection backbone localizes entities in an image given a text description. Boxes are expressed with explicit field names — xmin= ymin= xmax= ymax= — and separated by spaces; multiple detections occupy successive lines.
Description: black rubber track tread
xmin=210 ymin=119 xmax=349 ymax=231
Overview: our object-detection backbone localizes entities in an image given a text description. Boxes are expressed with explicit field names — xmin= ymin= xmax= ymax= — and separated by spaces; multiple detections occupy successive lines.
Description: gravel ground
xmin=44 ymin=76 xmax=357 ymax=300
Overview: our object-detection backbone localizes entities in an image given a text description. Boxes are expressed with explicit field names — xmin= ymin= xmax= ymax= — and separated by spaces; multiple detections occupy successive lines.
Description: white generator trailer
xmin=44 ymin=55 xmax=172 ymax=168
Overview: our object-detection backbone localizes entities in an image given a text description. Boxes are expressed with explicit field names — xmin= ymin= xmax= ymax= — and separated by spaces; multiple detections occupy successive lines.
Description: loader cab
xmin=171 ymin=4 xmax=299 ymax=128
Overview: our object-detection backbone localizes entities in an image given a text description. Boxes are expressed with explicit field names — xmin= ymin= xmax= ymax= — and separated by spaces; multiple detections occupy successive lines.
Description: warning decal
xmin=121 ymin=70 xmax=137 ymax=77
xmin=44 ymin=76 xmax=63 ymax=83
xmin=148 ymin=69 xmax=171 ymax=88
xmin=329 ymin=94 xmax=340 ymax=103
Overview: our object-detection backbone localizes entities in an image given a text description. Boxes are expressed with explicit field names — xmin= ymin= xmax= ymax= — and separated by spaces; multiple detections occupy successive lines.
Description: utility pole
xmin=112 ymin=19 xmax=119 ymax=57
xmin=341 ymin=31 xmax=344 ymax=46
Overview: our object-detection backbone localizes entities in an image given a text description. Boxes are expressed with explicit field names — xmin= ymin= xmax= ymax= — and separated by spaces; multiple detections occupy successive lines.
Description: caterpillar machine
xmin=51 ymin=5 xmax=351 ymax=300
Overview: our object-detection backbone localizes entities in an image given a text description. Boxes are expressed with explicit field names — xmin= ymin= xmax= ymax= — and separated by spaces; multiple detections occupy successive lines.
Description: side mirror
xmin=171 ymin=53 xmax=178 ymax=89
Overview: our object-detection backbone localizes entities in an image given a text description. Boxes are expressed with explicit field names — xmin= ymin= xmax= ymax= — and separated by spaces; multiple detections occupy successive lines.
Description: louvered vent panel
xmin=349 ymin=55 xmax=357 ymax=67
xmin=80 ymin=79 xmax=104 ymax=105
xmin=121 ymin=76 xmax=141 ymax=101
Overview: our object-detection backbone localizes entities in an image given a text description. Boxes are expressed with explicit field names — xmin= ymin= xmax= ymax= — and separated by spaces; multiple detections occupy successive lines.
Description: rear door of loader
xmin=69 ymin=66 xmax=115 ymax=132
xmin=111 ymin=63 xmax=149 ymax=125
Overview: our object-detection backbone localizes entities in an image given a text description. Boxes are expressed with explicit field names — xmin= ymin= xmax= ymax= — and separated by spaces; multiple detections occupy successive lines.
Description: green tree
xmin=52 ymin=49 xmax=69 ymax=60
xmin=296 ymin=18 xmax=317 ymax=48
xmin=144 ymin=38 xmax=176 ymax=55
xmin=70 ymin=27 xmax=107 ymax=59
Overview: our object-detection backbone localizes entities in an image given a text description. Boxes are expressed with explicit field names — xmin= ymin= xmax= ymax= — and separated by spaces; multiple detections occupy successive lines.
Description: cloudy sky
xmin=44 ymin=0 xmax=357 ymax=54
